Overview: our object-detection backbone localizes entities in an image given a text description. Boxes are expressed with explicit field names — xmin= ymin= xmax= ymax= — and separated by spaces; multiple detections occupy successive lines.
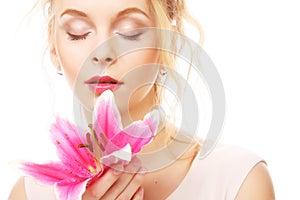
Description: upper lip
xmin=84 ymin=75 xmax=122 ymax=84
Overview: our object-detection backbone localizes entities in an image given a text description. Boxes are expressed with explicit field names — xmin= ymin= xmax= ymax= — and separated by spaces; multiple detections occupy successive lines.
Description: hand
xmin=82 ymin=157 xmax=145 ymax=200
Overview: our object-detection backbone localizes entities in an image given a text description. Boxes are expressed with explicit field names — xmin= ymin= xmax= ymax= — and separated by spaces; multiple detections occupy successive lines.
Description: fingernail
xmin=138 ymin=167 xmax=148 ymax=175
xmin=113 ymin=169 xmax=121 ymax=175
xmin=138 ymin=187 xmax=144 ymax=194
xmin=132 ymin=158 xmax=141 ymax=166
xmin=113 ymin=169 xmax=122 ymax=175
xmin=112 ymin=164 xmax=124 ymax=175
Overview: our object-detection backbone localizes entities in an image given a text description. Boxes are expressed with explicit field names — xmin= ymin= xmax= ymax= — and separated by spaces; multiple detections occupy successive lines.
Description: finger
xmin=115 ymin=169 xmax=145 ymax=200
xmin=131 ymin=187 xmax=144 ymax=200
xmin=82 ymin=168 xmax=122 ymax=200
xmin=100 ymin=158 xmax=142 ymax=200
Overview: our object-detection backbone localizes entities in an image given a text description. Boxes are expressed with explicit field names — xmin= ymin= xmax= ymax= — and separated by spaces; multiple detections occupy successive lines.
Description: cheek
xmin=128 ymin=65 xmax=158 ymax=105
xmin=113 ymin=49 xmax=160 ymax=110
xmin=123 ymin=49 xmax=159 ymax=89
xmin=55 ymin=35 xmax=98 ymax=111
xmin=55 ymin=35 xmax=92 ymax=90
xmin=109 ymin=49 xmax=159 ymax=77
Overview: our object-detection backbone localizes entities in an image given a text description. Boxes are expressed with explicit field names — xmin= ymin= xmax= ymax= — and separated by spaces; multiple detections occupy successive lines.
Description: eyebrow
xmin=116 ymin=7 xmax=150 ymax=19
xmin=60 ymin=7 xmax=150 ymax=19
xmin=60 ymin=9 xmax=88 ymax=18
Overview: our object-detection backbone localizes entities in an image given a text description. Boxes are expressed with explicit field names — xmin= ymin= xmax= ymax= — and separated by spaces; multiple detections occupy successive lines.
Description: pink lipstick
xmin=85 ymin=75 xmax=123 ymax=95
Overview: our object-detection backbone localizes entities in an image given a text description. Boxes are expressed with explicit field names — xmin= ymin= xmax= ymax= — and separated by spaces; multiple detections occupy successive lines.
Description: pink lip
xmin=85 ymin=75 xmax=123 ymax=95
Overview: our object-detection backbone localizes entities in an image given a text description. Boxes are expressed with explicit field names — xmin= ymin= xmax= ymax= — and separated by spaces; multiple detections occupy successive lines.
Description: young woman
xmin=9 ymin=0 xmax=275 ymax=199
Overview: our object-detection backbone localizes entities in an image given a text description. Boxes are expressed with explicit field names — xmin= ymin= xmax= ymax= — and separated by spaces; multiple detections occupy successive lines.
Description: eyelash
xmin=67 ymin=32 xmax=90 ymax=41
xmin=117 ymin=32 xmax=143 ymax=41
xmin=66 ymin=31 xmax=143 ymax=41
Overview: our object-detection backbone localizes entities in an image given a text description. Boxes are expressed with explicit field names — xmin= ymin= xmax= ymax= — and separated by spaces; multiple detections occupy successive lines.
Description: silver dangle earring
xmin=56 ymin=65 xmax=63 ymax=76
xmin=160 ymin=67 xmax=168 ymax=76
xmin=57 ymin=68 xmax=63 ymax=76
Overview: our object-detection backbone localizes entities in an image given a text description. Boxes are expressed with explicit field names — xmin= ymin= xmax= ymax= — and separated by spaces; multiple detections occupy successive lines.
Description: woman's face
xmin=50 ymin=0 xmax=160 ymax=121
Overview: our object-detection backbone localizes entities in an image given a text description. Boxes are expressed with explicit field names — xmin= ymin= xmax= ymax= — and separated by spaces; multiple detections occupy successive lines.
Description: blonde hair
xmin=38 ymin=0 xmax=203 ymax=159
xmin=148 ymin=0 xmax=203 ymax=153
xmin=149 ymin=0 xmax=204 ymax=83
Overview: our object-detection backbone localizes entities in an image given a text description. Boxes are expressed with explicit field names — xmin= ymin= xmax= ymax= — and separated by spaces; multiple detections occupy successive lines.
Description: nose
xmin=92 ymin=56 xmax=113 ymax=64
xmin=92 ymin=40 xmax=116 ymax=66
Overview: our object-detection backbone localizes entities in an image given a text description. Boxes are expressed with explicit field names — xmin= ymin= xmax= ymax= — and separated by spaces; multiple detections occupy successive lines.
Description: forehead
xmin=53 ymin=0 xmax=150 ymax=16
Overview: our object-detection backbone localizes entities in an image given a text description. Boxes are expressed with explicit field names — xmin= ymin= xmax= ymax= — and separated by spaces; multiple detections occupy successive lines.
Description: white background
xmin=1 ymin=0 xmax=300 ymax=199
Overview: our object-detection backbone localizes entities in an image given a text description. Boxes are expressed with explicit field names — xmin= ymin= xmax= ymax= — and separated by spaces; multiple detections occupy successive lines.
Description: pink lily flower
xmin=21 ymin=90 xmax=159 ymax=200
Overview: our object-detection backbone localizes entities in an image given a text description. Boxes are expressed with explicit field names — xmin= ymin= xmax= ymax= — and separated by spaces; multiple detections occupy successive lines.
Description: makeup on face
xmin=58 ymin=10 xmax=95 ymax=41
xmin=58 ymin=7 xmax=152 ymax=42
xmin=84 ymin=75 xmax=124 ymax=95
xmin=53 ymin=1 xmax=159 ymax=115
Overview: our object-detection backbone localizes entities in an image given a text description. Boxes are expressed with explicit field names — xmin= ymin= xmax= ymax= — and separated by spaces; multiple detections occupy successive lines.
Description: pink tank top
xmin=25 ymin=144 xmax=264 ymax=200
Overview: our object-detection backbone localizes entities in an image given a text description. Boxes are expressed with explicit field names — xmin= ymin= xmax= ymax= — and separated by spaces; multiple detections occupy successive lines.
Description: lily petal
xmin=111 ymin=109 xmax=160 ymax=153
xmin=55 ymin=178 xmax=90 ymax=200
xmin=141 ymin=109 xmax=160 ymax=135
xmin=21 ymin=162 xmax=77 ymax=185
xmin=93 ymin=90 xmax=122 ymax=140
xmin=50 ymin=117 xmax=96 ymax=177
xmin=101 ymin=144 xmax=132 ymax=167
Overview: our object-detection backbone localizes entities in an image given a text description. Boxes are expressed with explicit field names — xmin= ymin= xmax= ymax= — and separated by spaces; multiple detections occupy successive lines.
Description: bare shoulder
xmin=235 ymin=162 xmax=275 ymax=200
xmin=8 ymin=177 xmax=27 ymax=200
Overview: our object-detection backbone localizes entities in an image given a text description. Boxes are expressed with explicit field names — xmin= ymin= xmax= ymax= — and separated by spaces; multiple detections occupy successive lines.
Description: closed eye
xmin=116 ymin=32 xmax=144 ymax=41
xmin=67 ymin=32 xmax=91 ymax=41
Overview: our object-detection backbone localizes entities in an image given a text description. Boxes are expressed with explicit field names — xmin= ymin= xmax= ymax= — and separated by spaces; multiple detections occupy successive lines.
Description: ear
xmin=50 ymin=45 xmax=61 ymax=72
